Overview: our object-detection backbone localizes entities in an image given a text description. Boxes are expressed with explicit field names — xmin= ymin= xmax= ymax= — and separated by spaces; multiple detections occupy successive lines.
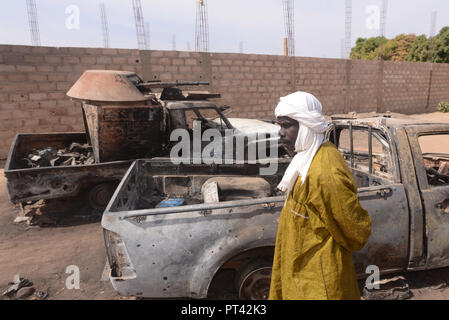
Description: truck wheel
xmin=237 ymin=260 xmax=272 ymax=300
xmin=87 ymin=182 xmax=117 ymax=211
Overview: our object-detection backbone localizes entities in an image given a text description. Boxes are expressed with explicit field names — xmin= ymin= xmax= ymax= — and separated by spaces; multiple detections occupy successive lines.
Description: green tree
xmin=406 ymin=35 xmax=430 ymax=62
xmin=350 ymin=37 xmax=388 ymax=60
xmin=432 ymin=26 xmax=449 ymax=63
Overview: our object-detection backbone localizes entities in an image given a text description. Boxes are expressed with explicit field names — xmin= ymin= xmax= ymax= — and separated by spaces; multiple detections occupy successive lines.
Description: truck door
xmin=405 ymin=126 xmax=449 ymax=269
xmin=328 ymin=123 xmax=410 ymax=275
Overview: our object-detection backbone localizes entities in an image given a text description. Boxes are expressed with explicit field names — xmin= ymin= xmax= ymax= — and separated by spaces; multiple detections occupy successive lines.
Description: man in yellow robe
xmin=269 ymin=92 xmax=372 ymax=300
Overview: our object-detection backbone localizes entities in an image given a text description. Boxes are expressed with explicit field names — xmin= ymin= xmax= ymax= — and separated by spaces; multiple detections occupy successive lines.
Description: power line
xmin=282 ymin=0 xmax=295 ymax=56
xmin=344 ymin=0 xmax=352 ymax=59
xmin=99 ymin=3 xmax=110 ymax=48
xmin=25 ymin=0 xmax=41 ymax=46
xmin=195 ymin=0 xmax=210 ymax=52
xmin=132 ymin=0 xmax=148 ymax=50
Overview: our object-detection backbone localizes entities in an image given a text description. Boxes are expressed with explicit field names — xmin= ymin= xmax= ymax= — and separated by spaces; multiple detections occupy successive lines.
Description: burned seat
xmin=201 ymin=177 xmax=272 ymax=203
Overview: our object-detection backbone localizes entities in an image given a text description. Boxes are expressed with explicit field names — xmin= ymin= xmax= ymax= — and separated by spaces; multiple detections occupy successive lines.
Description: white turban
xmin=275 ymin=92 xmax=328 ymax=193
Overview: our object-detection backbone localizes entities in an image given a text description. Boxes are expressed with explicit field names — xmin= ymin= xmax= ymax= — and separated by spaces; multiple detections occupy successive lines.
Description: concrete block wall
xmin=347 ymin=60 xmax=380 ymax=113
xmin=429 ymin=63 xmax=449 ymax=109
xmin=140 ymin=51 xmax=294 ymax=119
xmin=210 ymin=53 xmax=294 ymax=118
xmin=0 ymin=45 xmax=141 ymax=159
xmin=382 ymin=61 xmax=431 ymax=114
xmin=295 ymin=57 xmax=348 ymax=114
xmin=1 ymin=44 xmax=449 ymax=159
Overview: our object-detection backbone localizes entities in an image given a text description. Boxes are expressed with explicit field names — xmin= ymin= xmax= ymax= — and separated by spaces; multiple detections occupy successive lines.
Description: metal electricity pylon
xmin=380 ymin=0 xmax=388 ymax=37
xmin=132 ymin=0 xmax=148 ymax=49
xmin=344 ymin=0 xmax=352 ymax=59
xmin=282 ymin=0 xmax=295 ymax=56
xmin=100 ymin=3 xmax=110 ymax=48
xmin=25 ymin=0 xmax=41 ymax=46
xmin=145 ymin=22 xmax=151 ymax=50
xmin=195 ymin=0 xmax=210 ymax=52
xmin=430 ymin=11 xmax=437 ymax=37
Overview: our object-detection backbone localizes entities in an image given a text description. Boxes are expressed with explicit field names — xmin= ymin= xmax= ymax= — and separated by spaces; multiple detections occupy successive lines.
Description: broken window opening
xmin=336 ymin=126 xmax=394 ymax=185
xmin=418 ymin=134 xmax=449 ymax=186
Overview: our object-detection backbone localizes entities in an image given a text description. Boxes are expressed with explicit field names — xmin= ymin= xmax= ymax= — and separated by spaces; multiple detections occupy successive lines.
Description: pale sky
xmin=0 ymin=0 xmax=448 ymax=58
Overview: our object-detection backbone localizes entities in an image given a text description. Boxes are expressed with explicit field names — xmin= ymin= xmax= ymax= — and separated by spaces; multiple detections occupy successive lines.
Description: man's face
xmin=277 ymin=116 xmax=299 ymax=152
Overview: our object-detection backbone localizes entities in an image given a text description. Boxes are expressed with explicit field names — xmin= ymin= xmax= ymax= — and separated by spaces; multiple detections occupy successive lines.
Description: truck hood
xmin=215 ymin=118 xmax=280 ymax=137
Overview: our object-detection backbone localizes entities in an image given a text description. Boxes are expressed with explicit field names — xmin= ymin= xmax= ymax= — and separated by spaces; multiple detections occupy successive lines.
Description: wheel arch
xmin=188 ymin=237 xmax=275 ymax=298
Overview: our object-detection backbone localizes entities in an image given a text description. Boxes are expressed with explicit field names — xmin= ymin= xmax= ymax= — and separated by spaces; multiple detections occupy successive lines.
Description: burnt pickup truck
xmin=4 ymin=101 xmax=281 ymax=210
xmin=102 ymin=116 xmax=449 ymax=299
xmin=4 ymin=132 xmax=131 ymax=210
xmin=4 ymin=71 xmax=282 ymax=210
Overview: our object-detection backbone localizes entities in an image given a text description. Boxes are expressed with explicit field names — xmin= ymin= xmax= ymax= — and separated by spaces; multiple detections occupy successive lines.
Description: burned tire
xmin=237 ymin=260 xmax=272 ymax=300
xmin=87 ymin=182 xmax=118 ymax=211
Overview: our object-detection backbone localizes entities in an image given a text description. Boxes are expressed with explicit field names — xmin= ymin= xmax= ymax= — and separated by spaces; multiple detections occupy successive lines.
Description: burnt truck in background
xmin=102 ymin=117 xmax=449 ymax=299
xmin=4 ymin=70 xmax=284 ymax=211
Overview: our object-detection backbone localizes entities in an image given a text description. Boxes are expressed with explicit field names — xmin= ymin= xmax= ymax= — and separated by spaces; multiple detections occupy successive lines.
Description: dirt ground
xmin=1 ymin=111 xmax=449 ymax=300
xmin=0 ymin=169 xmax=125 ymax=300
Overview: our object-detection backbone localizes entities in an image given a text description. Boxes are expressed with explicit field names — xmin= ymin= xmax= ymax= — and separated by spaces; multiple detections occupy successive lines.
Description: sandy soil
xmin=1 ymin=111 xmax=449 ymax=300
xmin=0 ymin=171 xmax=123 ymax=300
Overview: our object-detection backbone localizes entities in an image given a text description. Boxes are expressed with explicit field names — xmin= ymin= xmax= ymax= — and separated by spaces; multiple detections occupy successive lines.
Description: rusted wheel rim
xmin=238 ymin=267 xmax=272 ymax=300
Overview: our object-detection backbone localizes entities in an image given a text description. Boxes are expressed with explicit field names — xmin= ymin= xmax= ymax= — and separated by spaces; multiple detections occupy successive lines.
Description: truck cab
xmin=328 ymin=117 xmax=449 ymax=272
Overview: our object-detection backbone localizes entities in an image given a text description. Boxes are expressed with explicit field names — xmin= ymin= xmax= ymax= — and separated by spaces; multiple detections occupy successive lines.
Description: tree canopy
xmin=350 ymin=26 xmax=449 ymax=63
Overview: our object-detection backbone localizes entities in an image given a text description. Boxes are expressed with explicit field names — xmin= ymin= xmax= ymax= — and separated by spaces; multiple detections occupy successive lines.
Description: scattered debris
xmin=432 ymin=282 xmax=448 ymax=291
xmin=20 ymin=200 xmax=45 ymax=217
xmin=13 ymin=216 xmax=31 ymax=224
xmin=1 ymin=276 xmax=46 ymax=300
xmin=16 ymin=286 xmax=35 ymax=299
xmin=17 ymin=197 xmax=104 ymax=227
xmin=363 ymin=276 xmax=411 ymax=300
xmin=35 ymin=290 xmax=48 ymax=300
xmin=17 ymin=200 xmax=47 ymax=226
xmin=2 ymin=276 xmax=33 ymax=298
xmin=24 ymin=143 xmax=95 ymax=168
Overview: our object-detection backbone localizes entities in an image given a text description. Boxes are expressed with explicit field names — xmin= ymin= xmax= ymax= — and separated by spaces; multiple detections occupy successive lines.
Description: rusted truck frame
xmin=101 ymin=117 xmax=449 ymax=299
